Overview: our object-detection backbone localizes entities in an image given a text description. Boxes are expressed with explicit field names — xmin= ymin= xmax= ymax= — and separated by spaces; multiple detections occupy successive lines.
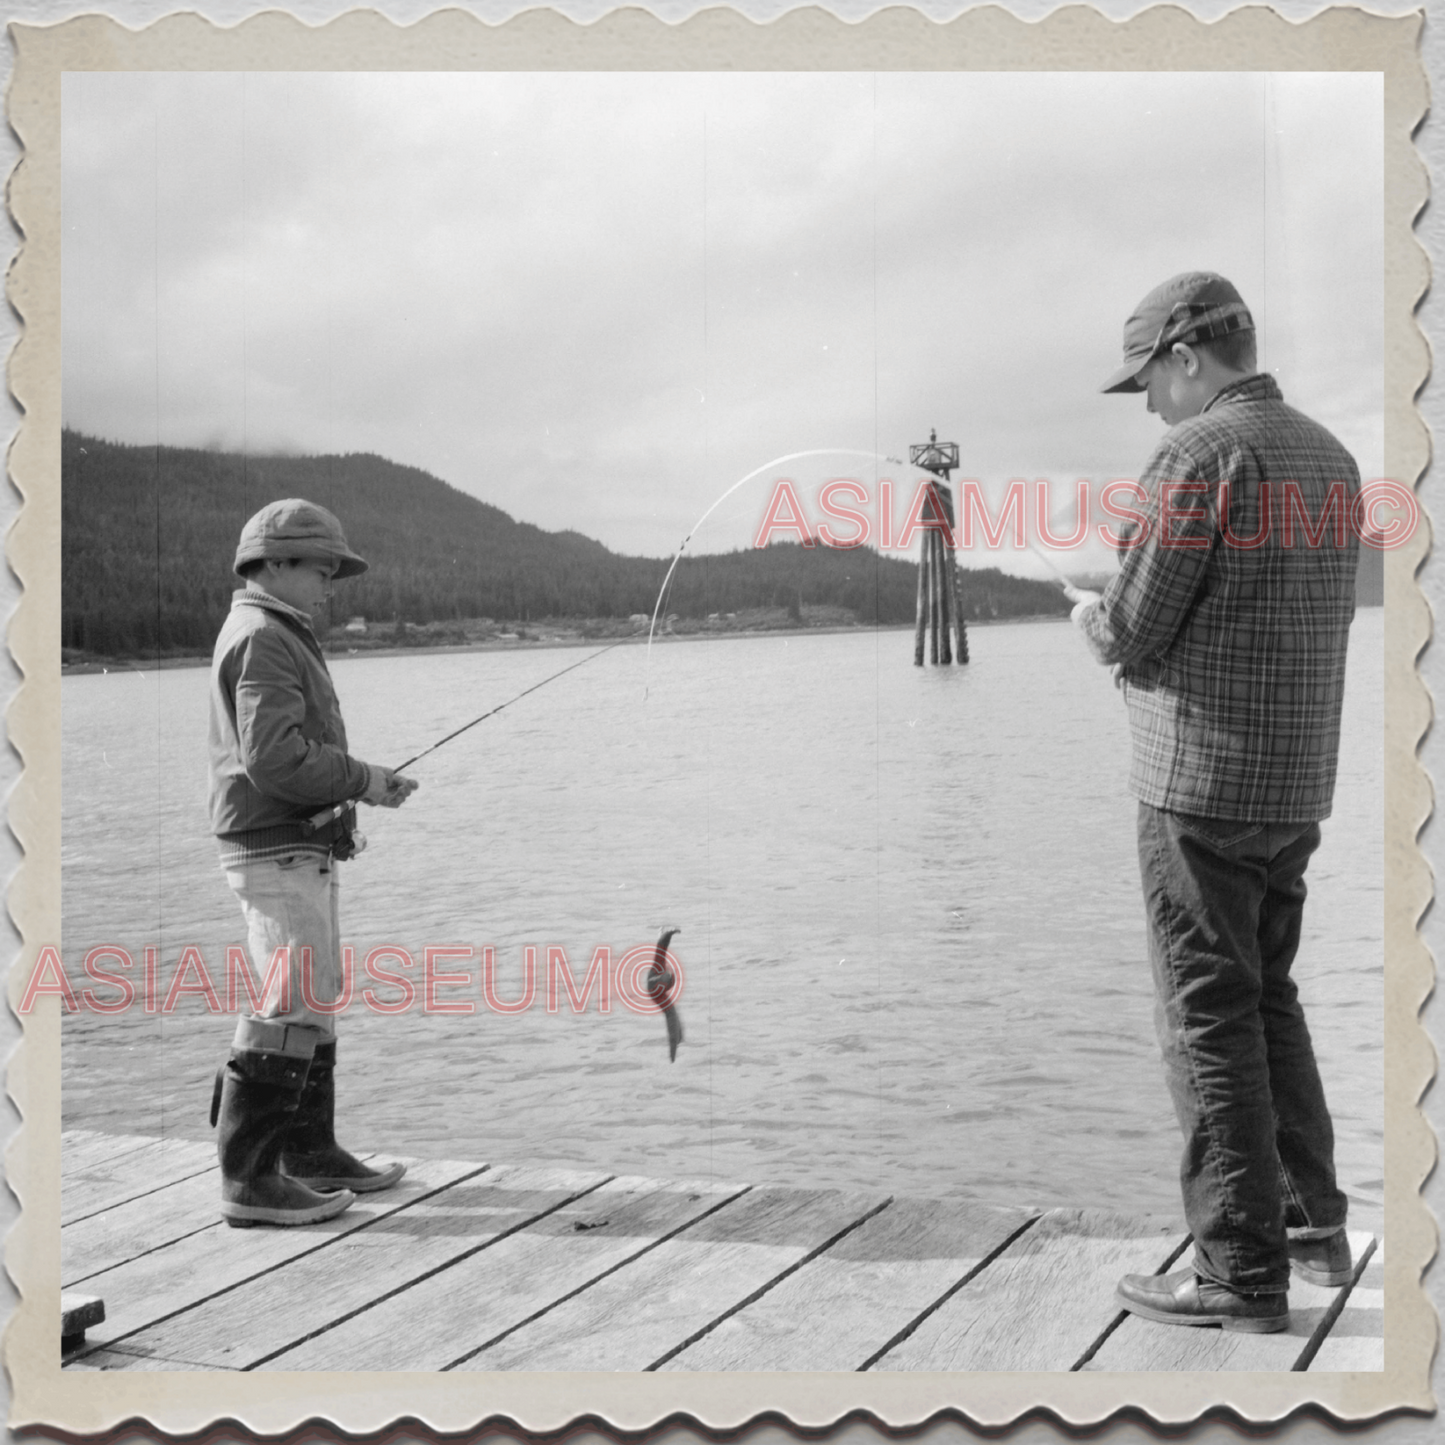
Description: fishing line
xmin=644 ymin=447 xmax=908 ymax=692
xmin=642 ymin=449 xmax=1090 ymax=691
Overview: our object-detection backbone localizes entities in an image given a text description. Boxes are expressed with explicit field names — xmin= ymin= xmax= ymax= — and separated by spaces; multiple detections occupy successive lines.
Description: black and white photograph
xmin=7 ymin=3 xmax=1431 ymax=1434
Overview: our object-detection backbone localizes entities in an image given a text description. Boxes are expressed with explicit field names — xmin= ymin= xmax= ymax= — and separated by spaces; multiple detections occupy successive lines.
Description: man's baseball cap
xmin=1101 ymin=271 xmax=1255 ymax=394
xmin=233 ymin=498 xmax=369 ymax=579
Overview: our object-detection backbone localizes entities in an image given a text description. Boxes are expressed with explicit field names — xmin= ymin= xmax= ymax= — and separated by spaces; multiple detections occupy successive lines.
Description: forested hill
xmin=60 ymin=431 xmax=1069 ymax=658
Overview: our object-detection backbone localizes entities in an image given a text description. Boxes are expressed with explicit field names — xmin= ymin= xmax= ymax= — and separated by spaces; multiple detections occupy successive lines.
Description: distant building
xmin=345 ymin=616 xmax=367 ymax=635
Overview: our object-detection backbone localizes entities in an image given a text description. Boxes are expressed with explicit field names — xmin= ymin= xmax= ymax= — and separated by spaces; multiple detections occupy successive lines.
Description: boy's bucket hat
xmin=1101 ymin=271 xmax=1254 ymax=393
xmin=234 ymin=498 xmax=369 ymax=579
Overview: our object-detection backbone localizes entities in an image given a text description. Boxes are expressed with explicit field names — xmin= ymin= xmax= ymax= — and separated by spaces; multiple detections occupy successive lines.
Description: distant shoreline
xmin=59 ymin=614 xmax=1077 ymax=676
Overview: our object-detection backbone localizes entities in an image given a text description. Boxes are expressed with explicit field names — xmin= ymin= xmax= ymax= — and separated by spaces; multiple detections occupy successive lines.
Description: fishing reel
xmin=303 ymin=801 xmax=366 ymax=860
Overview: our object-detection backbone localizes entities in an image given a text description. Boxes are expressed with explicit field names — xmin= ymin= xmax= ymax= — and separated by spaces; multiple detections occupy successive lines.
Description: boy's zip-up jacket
xmin=209 ymin=589 xmax=372 ymax=865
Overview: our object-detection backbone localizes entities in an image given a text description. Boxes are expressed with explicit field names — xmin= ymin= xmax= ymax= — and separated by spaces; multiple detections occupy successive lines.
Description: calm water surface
xmin=61 ymin=615 xmax=1384 ymax=1231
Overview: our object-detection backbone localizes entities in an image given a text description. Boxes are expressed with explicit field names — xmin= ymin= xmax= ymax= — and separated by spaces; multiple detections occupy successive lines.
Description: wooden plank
xmin=65 ymin=1345 xmax=240 ymax=1371
xmin=108 ymin=1163 xmax=617 ymax=1370
xmin=62 ymin=1131 xmax=201 ymax=1205
xmin=459 ymin=1185 xmax=891 ymax=1372
xmin=63 ymin=1147 xmax=335 ymax=1286
xmin=64 ymin=1133 xmax=214 ymax=1186
xmin=65 ymin=1168 xmax=227 ymax=1287
xmin=63 ymin=1135 xmax=218 ymax=1225
xmin=873 ymin=1208 xmax=1185 ymax=1372
xmin=62 ymin=1130 xmax=163 ymax=1174
xmin=271 ymin=1175 xmax=747 ymax=1371
xmin=661 ymin=1197 xmax=1037 ymax=1372
xmin=62 ymin=1156 xmax=485 ymax=1354
xmin=1081 ymin=1231 xmax=1377 ymax=1372
xmin=1304 ymin=1236 xmax=1383 ymax=1372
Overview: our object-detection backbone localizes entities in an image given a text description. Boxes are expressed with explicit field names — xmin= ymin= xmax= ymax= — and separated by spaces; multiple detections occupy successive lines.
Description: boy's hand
xmin=1068 ymin=589 xmax=1103 ymax=626
xmin=360 ymin=766 xmax=420 ymax=808
xmin=379 ymin=772 xmax=419 ymax=808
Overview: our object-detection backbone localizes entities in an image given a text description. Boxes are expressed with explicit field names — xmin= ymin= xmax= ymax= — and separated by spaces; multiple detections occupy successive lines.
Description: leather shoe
xmin=1289 ymin=1230 xmax=1353 ymax=1287
xmin=1116 ymin=1268 xmax=1288 ymax=1334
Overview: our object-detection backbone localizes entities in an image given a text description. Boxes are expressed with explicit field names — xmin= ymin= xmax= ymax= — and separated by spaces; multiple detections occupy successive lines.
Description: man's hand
xmin=360 ymin=765 xmax=420 ymax=808
xmin=1065 ymin=585 xmax=1103 ymax=627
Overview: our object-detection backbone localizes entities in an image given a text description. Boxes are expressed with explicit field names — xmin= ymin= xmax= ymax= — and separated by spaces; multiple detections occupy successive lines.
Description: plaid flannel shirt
xmin=1080 ymin=373 xmax=1360 ymax=821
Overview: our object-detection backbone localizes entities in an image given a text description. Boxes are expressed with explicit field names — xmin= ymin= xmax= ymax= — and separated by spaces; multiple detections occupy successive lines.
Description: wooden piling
xmin=913 ymin=545 xmax=927 ymax=666
xmin=913 ymin=473 xmax=967 ymax=667
xmin=937 ymin=534 xmax=952 ymax=664
xmin=951 ymin=558 xmax=970 ymax=663
xmin=929 ymin=529 xmax=942 ymax=665
xmin=936 ymin=530 xmax=953 ymax=665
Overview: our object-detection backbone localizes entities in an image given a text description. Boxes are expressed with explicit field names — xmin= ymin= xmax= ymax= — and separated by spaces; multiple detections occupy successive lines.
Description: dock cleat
xmin=1115 ymin=1268 xmax=1289 ymax=1334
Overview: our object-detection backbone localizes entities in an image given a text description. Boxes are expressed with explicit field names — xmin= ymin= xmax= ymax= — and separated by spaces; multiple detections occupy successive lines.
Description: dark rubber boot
xmin=280 ymin=1039 xmax=406 ymax=1193
xmin=213 ymin=1041 xmax=355 ymax=1228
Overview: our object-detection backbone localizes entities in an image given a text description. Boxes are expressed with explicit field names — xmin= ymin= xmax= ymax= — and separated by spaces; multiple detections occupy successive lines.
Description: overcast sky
xmin=62 ymin=71 xmax=1383 ymax=576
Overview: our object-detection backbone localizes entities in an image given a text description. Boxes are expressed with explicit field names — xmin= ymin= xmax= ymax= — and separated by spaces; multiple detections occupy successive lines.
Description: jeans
xmin=224 ymin=853 xmax=342 ymax=1038
xmin=1136 ymin=803 xmax=1347 ymax=1295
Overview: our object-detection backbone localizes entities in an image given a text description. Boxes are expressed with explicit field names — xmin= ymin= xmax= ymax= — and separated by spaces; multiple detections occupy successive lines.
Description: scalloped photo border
xmin=4 ymin=3 xmax=1432 ymax=1436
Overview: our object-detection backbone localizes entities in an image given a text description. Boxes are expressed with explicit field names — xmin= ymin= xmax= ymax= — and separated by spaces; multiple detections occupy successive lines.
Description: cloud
xmin=61 ymin=71 xmax=1384 ymax=561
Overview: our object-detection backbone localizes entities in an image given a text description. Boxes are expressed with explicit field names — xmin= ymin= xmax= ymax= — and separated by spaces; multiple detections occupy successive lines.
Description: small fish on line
xmin=644 ymin=925 xmax=685 ymax=1062
xmin=573 ymin=1218 xmax=611 ymax=1232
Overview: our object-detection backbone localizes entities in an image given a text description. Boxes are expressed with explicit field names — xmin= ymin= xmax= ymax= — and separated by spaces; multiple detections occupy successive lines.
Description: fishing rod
xmin=644 ymin=447 xmax=907 ymax=688
xmin=301 ymin=637 xmax=629 ymax=836
xmin=305 ymin=457 xmax=1088 ymax=834
xmin=1025 ymin=538 xmax=1085 ymax=593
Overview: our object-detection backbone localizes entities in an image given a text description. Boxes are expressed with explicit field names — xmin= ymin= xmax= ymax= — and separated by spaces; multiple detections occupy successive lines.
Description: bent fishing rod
xmin=301 ymin=637 xmax=628 ymax=836
xmin=643 ymin=447 xmax=913 ymax=691
xmin=305 ymin=452 xmax=1089 ymax=835
xmin=641 ymin=447 xmax=1091 ymax=683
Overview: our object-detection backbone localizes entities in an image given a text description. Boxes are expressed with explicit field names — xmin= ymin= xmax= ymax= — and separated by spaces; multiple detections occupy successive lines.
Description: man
xmin=1069 ymin=272 xmax=1359 ymax=1332
xmin=208 ymin=498 xmax=419 ymax=1227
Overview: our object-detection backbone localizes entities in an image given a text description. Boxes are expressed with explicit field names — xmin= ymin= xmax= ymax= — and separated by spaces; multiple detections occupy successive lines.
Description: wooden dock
xmin=61 ymin=1130 xmax=1382 ymax=1373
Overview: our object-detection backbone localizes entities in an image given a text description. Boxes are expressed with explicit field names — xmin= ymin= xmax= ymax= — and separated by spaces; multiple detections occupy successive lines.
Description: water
xmin=60 ymin=615 xmax=1384 ymax=1231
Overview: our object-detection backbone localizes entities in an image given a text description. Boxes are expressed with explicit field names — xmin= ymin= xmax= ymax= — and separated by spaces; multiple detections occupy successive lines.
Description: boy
xmin=1070 ymin=272 xmax=1359 ymax=1331
xmin=208 ymin=498 xmax=418 ymax=1227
